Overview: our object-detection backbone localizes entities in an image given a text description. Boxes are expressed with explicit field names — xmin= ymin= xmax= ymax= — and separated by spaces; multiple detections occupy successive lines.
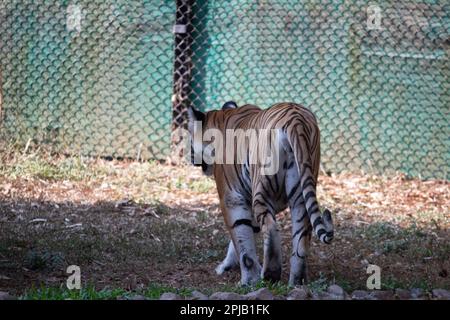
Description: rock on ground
xmin=0 ymin=292 xmax=16 ymax=300
xmin=351 ymin=290 xmax=374 ymax=300
xmin=410 ymin=288 xmax=425 ymax=299
xmin=432 ymin=289 xmax=450 ymax=300
xmin=160 ymin=292 xmax=184 ymax=300
xmin=395 ymin=289 xmax=412 ymax=300
xmin=286 ymin=287 xmax=309 ymax=300
xmin=244 ymin=288 xmax=274 ymax=300
xmin=112 ymin=287 xmax=450 ymax=301
xmin=209 ymin=292 xmax=244 ymax=300
xmin=129 ymin=295 xmax=148 ymax=300
xmin=190 ymin=290 xmax=209 ymax=300
xmin=326 ymin=285 xmax=346 ymax=300
xmin=370 ymin=290 xmax=395 ymax=300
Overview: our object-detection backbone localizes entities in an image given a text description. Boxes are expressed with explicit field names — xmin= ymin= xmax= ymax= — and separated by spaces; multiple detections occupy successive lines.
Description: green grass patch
xmin=0 ymin=154 xmax=107 ymax=181
xmin=306 ymin=273 xmax=329 ymax=293
xmin=21 ymin=285 xmax=127 ymax=300
xmin=173 ymin=175 xmax=216 ymax=193
xmin=381 ymin=275 xmax=434 ymax=291
xmin=20 ymin=283 xmax=194 ymax=300
xmin=187 ymin=179 xmax=216 ymax=193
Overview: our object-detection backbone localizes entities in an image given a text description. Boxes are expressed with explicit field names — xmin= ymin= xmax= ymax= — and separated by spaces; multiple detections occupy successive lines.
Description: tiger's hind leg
xmin=286 ymin=162 xmax=312 ymax=286
xmin=215 ymin=240 xmax=239 ymax=275
xmin=216 ymin=214 xmax=260 ymax=275
xmin=254 ymin=191 xmax=282 ymax=282
xmin=225 ymin=206 xmax=262 ymax=286
xmin=261 ymin=214 xmax=282 ymax=282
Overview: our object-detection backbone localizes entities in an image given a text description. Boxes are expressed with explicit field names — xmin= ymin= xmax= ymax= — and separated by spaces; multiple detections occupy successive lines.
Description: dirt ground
xmin=0 ymin=147 xmax=449 ymax=296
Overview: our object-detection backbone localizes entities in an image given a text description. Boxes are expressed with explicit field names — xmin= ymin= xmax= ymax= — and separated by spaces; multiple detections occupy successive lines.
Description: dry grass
xmin=0 ymin=143 xmax=449 ymax=296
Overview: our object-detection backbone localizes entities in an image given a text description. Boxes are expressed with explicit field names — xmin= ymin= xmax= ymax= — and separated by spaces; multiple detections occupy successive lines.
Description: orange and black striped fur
xmin=187 ymin=101 xmax=334 ymax=286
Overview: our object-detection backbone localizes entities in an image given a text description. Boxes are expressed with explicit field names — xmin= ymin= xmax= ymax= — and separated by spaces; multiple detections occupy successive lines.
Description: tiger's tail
xmin=286 ymin=124 xmax=334 ymax=244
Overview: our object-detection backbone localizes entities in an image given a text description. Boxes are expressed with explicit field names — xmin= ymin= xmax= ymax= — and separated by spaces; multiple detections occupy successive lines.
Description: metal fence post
xmin=172 ymin=0 xmax=193 ymax=132
xmin=169 ymin=0 xmax=194 ymax=163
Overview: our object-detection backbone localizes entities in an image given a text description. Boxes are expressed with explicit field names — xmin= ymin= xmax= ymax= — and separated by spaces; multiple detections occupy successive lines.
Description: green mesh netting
xmin=0 ymin=0 xmax=175 ymax=160
xmin=1 ymin=0 xmax=449 ymax=179
xmin=187 ymin=0 xmax=449 ymax=180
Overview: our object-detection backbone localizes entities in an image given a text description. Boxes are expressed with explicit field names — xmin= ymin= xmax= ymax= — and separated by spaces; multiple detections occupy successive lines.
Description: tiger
xmin=187 ymin=101 xmax=334 ymax=286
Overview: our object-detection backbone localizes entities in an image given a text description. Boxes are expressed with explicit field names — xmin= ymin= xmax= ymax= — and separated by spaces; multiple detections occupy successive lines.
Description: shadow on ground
xmin=1 ymin=197 xmax=448 ymax=295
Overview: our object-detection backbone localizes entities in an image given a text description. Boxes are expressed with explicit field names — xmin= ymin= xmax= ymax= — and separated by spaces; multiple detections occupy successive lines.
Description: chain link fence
xmin=1 ymin=1 xmax=449 ymax=179
xmin=0 ymin=0 xmax=175 ymax=160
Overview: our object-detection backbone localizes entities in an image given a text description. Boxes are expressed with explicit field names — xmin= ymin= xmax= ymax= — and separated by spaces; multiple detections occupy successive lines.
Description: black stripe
xmin=295 ymin=210 xmax=308 ymax=223
xmin=252 ymin=198 xmax=266 ymax=207
xmin=287 ymin=161 xmax=295 ymax=169
xmin=242 ymin=254 xmax=254 ymax=269
xmin=292 ymin=226 xmax=305 ymax=239
xmin=302 ymin=162 xmax=312 ymax=171
xmin=267 ymin=176 xmax=276 ymax=193
xmin=222 ymin=168 xmax=235 ymax=192
xmin=274 ymin=175 xmax=280 ymax=191
xmin=287 ymin=180 xmax=301 ymax=201
xmin=254 ymin=191 xmax=276 ymax=214
xmin=272 ymin=108 xmax=292 ymax=128
xmin=312 ymin=216 xmax=323 ymax=230
xmin=258 ymin=211 xmax=275 ymax=225
xmin=256 ymin=211 xmax=269 ymax=224
xmin=282 ymin=116 xmax=297 ymax=131
xmin=232 ymin=219 xmax=260 ymax=233
xmin=295 ymin=194 xmax=306 ymax=206
xmin=307 ymin=202 xmax=319 ymax=214
xmin=317 ymin=228 xmax=326 ymax=238
xmin=298 ymin=229 xmax=309 ymax=240
xmin=232 ymin=219 xmax=252 ymax=228
xmin=290 ymin=193 xmax=301 ymax=208
xmin=302 ymin=176 xmax=315 ymax=189
xmin=304 ymin=191 xmax=315 ymax=204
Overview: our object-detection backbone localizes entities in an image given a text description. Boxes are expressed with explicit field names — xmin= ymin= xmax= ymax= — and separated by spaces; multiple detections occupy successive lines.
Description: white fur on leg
xmin=232 ymin=225 xmax=262 ymax=286
xmin=215 ymin=240 xmax=239 ymax=275
xmin=261 ymin=217 xmax=282 ymax=281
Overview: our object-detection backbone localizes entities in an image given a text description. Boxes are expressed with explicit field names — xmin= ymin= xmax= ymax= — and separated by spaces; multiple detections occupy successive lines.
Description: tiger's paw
xmin=240 ymin=270 xmax=261 ymax=287
xmin=262 ymin=266 xmax=282 ymax=283
xmin=288 ymin=274 xmax=308 ymax=286
xmin=288 ymin=260 xmax=308 ymax=286
xmin=216 ymin=241 xmax=239 ymax=275
xmin=239 ymin=259 xmax=262 ymax=287
xmin=215 ymin=262 xmax=237 ymax=275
